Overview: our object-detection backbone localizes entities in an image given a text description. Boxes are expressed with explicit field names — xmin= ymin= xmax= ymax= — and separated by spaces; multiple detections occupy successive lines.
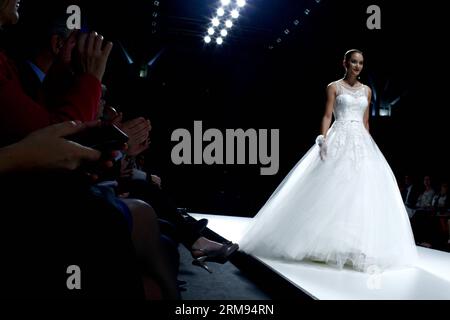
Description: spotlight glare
xmin=207 ymin=27 xmax=215 ymax=35
xmin=237 ymin=0 xmax=246 ymax=7
xmin=204 ymin=36 xmax=212 ymax=43
xmin=225 ymin=20 xmax=233 ymax=28
xmin=220 ymin=29 xmax=228 ymax=37
xmin=231 ymin=9 xmax=239 ymax=19
xmin=216 ymin=37 xmax=223 ymax=45
xmin=217 ymin=8 xmax=225 ymax=16
xmin=221 ymin=0 xmax=231 ymax=5
xmin=212 ymin=17 xmax=220 ymax=26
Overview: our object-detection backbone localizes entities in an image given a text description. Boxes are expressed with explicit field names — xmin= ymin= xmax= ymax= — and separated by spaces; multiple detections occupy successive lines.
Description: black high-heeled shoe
xmin=191 ymin=242 xmax=239 ymax=273
xmin=187 ymin=218 xmax=208 ymax=233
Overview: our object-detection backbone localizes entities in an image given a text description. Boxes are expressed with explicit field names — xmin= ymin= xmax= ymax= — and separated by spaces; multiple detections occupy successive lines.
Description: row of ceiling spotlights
xmin=267 ymin=0 xmax=322 ymax=49
xmin=204 ymin=0 xmax=247 ymax=45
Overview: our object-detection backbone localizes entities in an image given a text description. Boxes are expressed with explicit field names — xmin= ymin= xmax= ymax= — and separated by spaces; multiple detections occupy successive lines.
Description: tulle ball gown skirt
xmin=239 ymin=120 xmax=418 ymax=272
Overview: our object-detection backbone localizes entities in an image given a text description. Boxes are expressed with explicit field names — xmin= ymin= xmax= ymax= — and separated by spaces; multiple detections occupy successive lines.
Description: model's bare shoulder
xmin=363 ymin=84 xmax=372 ymax=96
xmin=326 ymin=81 xmax=338 ymax=95
xmin=327 ymin=80 xmax=338 ymax=88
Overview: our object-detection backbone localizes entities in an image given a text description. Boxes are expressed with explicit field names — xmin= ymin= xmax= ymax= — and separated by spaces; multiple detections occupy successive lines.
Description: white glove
xmin=315 ymin=135 xmax=327 ymax=161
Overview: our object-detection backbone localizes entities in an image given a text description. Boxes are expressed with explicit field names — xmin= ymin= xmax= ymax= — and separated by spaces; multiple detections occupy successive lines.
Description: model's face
xmin=424 ymin=176 xmax=431 ymax=187
xmin=345 ymin=53 xmax=364 ymax=77
xmin=0 ymin=0 xmax=20 ymax=26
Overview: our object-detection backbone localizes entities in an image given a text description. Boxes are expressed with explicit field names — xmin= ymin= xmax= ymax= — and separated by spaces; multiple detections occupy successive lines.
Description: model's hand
xmin=320 ymin=143 xmax=327 ymax=161
xmin=316 ymin=135 xmax=327 ymax=161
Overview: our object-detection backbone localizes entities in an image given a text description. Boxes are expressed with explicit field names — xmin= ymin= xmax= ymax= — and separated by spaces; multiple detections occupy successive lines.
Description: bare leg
xmin=122 ymin=198 xmax=179 ymax=299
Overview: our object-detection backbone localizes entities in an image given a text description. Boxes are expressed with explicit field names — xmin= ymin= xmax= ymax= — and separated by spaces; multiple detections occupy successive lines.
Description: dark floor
xmin=178 ymin=246 xmax=270 ymax=300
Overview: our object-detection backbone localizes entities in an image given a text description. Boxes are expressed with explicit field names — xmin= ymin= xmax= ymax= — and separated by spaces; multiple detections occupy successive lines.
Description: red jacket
xmin=0 ymin=50 xmax=101 ymax=143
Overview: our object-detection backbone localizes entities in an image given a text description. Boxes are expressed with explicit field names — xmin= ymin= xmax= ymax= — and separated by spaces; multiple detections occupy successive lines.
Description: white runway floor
xmin=191 ymin=213 xmax=450 ymax=300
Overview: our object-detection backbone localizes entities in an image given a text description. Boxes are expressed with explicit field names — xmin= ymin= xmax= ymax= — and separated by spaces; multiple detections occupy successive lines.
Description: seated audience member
xmin=0 ymin=4 xmax=112 ymax=144
xmin=411 ymin=176 xmax=439 ymax=248
xmin=0 ymin=121 xmax=144 ymax=298
xmin=13 ymin=15 xmax=70 ymax=103
xmin=415 ymin=175 xmax=436 ymax=211
xmin=1 ymin=2 xmax=178 ymax=299
xmin=120 ymin=153 xmax=239 ymax=273
xmin=401 ymin=174 xmax=420 ymax=218
xmin=432 ymin=182 xmax=449 ymax=214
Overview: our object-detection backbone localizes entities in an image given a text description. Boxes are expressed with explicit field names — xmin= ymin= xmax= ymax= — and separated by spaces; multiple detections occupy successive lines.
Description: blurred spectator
xmin=432 ymin=182 xmax=449 ymax=214
xmin=401 ymin=174 xmax=420 ymax=218
xmin=415 ymin=175 xmax=436 ymax=211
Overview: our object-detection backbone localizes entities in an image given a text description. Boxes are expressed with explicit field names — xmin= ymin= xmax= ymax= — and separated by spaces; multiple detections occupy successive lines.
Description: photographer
xmin=0 ymin=0 xmax=112 ymax=144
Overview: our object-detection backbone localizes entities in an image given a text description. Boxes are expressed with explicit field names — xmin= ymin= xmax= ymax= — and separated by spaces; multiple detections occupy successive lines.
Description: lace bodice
xmin=326 ymin=80 xmax=371 ymax=175
xmin=333 ymin=79 xmax=369 ymax=122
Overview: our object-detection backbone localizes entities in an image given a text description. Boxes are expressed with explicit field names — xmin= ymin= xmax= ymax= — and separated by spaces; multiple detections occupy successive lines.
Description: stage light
xmin=304 ymin=9 xmax=310 ymax=15
xmin=204 ymin=36 xmax=212 ymax=43
xmin=202 ymin=0 xmax=252 ymax=45
xmin=236 ymin=0 xmax=246 ymax=8
xmin=293 ymin=19 xmax=300 ymax=26
xmin=147 ymin=48 xmax=165 ymax=67
xmin=152 ymin=12 xmax=158 ymax=18
xmin=276 ymin=38 xmax=281 ymax=43
xmin=212 ymin=17 xmax=220 ymax=26
xmin=216 ymin=37 xmax=223 ymax=45
xmin=284 ymin=29 xmax=290 ymax=35
xmin=118 ymin=41 xmax=134 ymax=65
xmin=379 ymin=108 xmax=390 ymax=116
xmin=153 ymin=1 xmax=159 ymax=6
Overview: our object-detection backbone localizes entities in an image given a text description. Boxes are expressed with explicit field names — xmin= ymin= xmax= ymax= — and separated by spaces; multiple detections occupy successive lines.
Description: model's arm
xmin=364 ymin=86 xmax=372 ymax=132
xmin=320 ymin=83 xmax=336 ymax=138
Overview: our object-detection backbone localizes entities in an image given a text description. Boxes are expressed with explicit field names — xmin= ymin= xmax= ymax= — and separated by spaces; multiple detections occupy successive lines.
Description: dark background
xmin=7 ymin=0 xmax=449 ymax=216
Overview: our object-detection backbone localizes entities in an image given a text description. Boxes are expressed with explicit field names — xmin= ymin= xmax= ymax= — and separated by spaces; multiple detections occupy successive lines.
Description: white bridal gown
xmin=239 ymin=79 xmax=418 ymax=272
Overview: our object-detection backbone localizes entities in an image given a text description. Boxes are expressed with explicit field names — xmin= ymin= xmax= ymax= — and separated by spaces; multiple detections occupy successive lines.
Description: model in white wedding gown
xmin=239 ymin=79 xmax=418 ymax=272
